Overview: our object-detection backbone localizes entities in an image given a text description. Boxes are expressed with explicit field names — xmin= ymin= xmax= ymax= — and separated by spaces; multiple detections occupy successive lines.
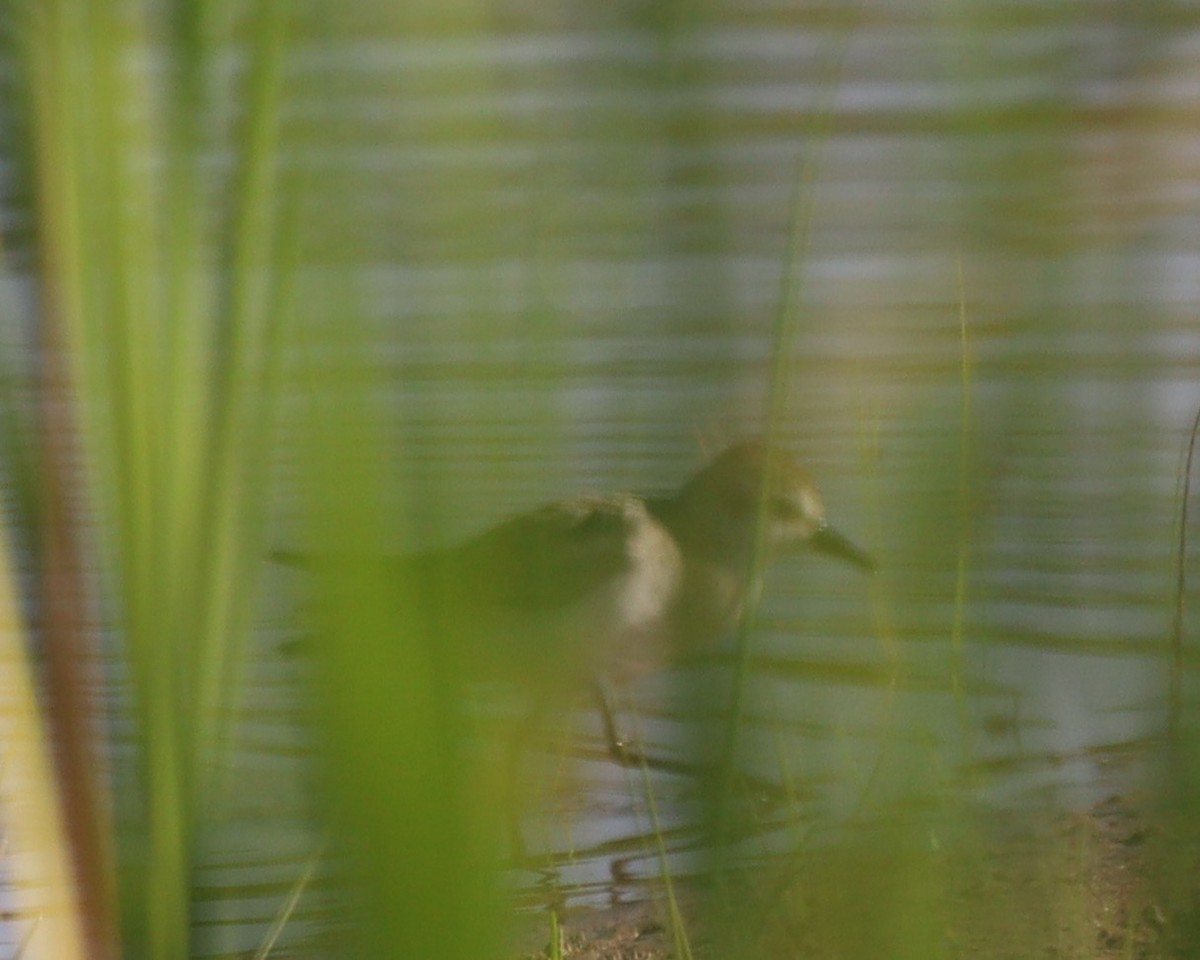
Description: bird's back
xmin=403 ymin=494 xmax=685 ymax=690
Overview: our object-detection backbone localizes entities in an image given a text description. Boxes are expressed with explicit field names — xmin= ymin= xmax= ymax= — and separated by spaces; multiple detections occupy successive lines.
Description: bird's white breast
xmin=576 ymin=501 xmax=683 ymax=681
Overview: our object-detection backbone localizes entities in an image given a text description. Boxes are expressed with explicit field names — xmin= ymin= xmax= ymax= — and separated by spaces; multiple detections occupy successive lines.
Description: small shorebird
xmin=391 ymin=441 xmax=874 ymax=756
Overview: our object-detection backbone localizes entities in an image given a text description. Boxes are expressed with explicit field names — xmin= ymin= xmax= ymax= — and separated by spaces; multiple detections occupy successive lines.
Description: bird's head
xmin=671 ymin=441 xmax=875 ymax=572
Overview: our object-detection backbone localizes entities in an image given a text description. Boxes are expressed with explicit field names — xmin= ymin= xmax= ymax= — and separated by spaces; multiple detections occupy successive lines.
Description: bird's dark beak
xmin=810 ymin=524 xmax=876 ymax=572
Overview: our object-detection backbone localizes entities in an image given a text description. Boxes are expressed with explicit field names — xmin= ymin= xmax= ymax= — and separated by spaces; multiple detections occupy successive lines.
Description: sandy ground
xmin=513 ymin=794 xmax=1192 ymax=960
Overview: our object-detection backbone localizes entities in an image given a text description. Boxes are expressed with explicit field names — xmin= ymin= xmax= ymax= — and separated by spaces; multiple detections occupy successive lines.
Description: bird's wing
xmin=434 ymin=495 xmax=641 ymax=614
xmin=273 ymin=496 xmax=645 ymax=616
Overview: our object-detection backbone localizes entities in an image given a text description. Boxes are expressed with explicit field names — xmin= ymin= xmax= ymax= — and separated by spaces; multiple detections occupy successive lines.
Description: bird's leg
xmin=590 ymin=682 xmax=702 ymax=776
xmin=592 ymin=680 xmax=639 ymax=766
